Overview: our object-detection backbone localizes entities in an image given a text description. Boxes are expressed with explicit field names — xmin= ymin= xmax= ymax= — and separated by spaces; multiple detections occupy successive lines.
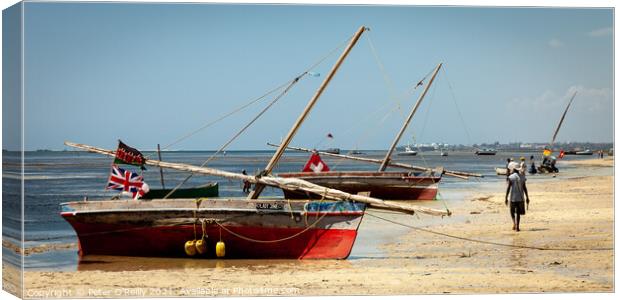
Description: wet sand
xmin=7 ymin=157 xmax=614 ymax=297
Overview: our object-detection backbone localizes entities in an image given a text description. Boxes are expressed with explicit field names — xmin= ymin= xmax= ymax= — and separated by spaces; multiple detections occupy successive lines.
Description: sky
xmin=3 ymin=2 xmax=614 ymax=151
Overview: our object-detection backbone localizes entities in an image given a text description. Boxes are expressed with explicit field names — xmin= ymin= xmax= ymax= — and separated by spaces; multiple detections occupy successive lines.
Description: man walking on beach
xmin=505 ymin=162 xmax=530 ymax=231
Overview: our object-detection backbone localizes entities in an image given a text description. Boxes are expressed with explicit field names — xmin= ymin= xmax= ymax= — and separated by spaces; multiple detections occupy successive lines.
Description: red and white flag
xmin=302 ymin=153 xmax=330 ymax=173
xmin=559 ymin=150 xmax=565 ymax=159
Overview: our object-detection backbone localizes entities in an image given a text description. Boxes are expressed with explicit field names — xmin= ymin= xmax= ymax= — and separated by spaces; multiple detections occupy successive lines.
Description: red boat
xmin=60 ymin=198 xmax=365 ymax=259
xmin=278 ymin=171 xmax=441 ymax=200
xmin=59 ymin=27 xmax=451 ymax=261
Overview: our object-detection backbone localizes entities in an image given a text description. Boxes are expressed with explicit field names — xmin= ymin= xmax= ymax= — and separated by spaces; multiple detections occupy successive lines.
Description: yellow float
xmin=184 ymin=240 xmax=197 ymax=256
xmin=195 ymin=238 xmax=207 ymax=255
xmin=216 ymin=241 xmax=225 ymax=258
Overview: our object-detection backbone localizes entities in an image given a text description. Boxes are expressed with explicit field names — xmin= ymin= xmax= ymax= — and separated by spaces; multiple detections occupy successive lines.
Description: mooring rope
xmin=154 ymin=33 xmax=354 ymax=155
xmin=163 ymin=74 xmax=305 ymax=199
xmin=211 ymin=202 xmax=339 ymax=244
xmin=365 ymin=211 xmax=613 ymax=251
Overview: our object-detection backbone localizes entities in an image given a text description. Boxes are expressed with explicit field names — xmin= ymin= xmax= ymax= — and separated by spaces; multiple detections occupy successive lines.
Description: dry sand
xmin=5 ymin=157 xmax=614 ymax=297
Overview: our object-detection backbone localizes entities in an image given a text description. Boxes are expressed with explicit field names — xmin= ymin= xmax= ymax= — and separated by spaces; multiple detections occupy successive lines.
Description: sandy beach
xmin=5 ymin=157 xmax=614 ymax=297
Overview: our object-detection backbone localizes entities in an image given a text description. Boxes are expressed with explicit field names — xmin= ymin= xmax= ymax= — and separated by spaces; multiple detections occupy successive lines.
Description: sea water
xmin=2 ymin=150 xmax=590 ymax=270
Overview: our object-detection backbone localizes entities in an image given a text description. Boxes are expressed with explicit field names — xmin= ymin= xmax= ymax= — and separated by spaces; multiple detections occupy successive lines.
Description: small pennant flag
xmin=414 ymin=80 xmax=424 ymax=89
xmin=558 ymin=150 xmax=565 ymax=159
xmin=327 ymin=133 xmax=334 ymax=139
xmin=302 ymin=153 xmax=330 ymax=173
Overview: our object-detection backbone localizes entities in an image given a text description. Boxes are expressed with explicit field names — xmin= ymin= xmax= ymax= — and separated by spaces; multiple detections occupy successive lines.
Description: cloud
xmin=548 ymin=38 xmax=564 ymax=48
xmin=509 ymin=85 xmax=612 ymax=113
xmin=587 ymin=27 xmax=612 ymax=37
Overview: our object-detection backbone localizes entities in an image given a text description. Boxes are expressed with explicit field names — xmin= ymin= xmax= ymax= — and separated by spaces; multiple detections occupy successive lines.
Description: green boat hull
xmin=141 ymin=182 xmax=219 ymax=199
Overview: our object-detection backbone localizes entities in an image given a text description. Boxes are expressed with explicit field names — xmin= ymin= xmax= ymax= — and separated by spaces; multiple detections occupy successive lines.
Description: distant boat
xmin=397 ymin=145 xmax=417 ymax=156
xmin=495 ymin=167 xmax=508 ymax=176
xmin=323 ymin=148 xmax=340 ymax=154
xmin=440 ymin=150 xmax=448 ymax=157
xmin=575 ymin=149 xmax=593 ymax=155
xmin=475 ymin=149 xmax=497 ymax=155
xmin=539 ymin=91 xmax=578 ymax=173
xmin=279 ymin=171 xmax=441 ymax=200
xmin=350 ymin=150 xmax=364 ymax=155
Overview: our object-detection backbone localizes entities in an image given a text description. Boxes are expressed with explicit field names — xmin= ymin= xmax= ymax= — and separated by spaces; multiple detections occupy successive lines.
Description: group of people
xmin=504 ymin=157 xmax=531 ymax=232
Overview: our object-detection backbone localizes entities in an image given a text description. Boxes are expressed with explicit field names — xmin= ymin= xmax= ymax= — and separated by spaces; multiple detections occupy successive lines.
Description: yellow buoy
xmin=184 ymin=240 xmax=197 ymax=256
xmin=215 ymin=241 xmax=226 ymax=258
xmin=195 ymin=239 xmax=207 ymax=255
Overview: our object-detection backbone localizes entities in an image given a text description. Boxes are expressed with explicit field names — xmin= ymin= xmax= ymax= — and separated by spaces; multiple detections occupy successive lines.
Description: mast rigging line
xmin=157 ymin=31 xmax=362 ymax=196
xmin=366 ymin=211 xmax=612 ymax=252
xmin=365 ymin=31 xmax=402 ymax=119
xmin=438 ymin=66 xmax=486 ymax=187
xmin=409 ymin=72 xmax=440 ymax=172
xmin=153 ymin=32 xmax=355 ymax=154
xmin=163 ymin=74 xmax=306 ymax=199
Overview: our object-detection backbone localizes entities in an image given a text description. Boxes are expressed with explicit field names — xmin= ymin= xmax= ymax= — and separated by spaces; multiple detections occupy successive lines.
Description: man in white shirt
xmin=505 ymin=162 xmax=530 ymax=231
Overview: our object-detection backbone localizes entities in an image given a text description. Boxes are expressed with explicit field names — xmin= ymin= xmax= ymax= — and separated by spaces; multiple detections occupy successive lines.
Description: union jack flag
xmin=106 ymin=165 xmax=149 ymax=199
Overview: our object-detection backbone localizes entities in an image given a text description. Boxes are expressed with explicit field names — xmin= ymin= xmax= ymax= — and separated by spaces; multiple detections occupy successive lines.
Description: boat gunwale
xmin=277 ymin=171 xmax=442 ymax=180
xmin=59 ymin=198 xmax=366 ymax=216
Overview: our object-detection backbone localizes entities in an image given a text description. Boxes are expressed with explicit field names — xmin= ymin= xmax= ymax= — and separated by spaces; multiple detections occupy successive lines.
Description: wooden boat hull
xmin=278 ymin=171 xmax=440 ymax=200
xmin=575 ymin=151 xmax=593 ymax=155
xmin=141 ymin=182 xmax=219 ymax=199
xmin=475 ymin=151 xmax=496 ymax=155
xmin=60 ymin=199 xmax=364 ymax=259
xmin=323 ymin=148 xmax=340 ymax=154
xmin=495 ymin=167 xmax=508 ymax=176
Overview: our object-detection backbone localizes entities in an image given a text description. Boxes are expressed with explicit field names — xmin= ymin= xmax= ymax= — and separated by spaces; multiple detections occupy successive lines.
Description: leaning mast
xmin=248 ymin=26 xmax=367 ymax=199
xmin=378 ymin=63 xmax=443 ymax=171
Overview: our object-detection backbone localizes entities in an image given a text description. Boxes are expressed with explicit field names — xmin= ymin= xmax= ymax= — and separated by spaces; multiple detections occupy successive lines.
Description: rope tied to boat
xmin=366 ymin=211 xmax=612 ymax=252
xmin=208 ymin=202 xmax=340 ymax=244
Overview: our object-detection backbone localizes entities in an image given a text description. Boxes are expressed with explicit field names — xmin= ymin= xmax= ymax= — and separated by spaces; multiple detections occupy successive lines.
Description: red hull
xmin=60 ymin=199 xmax=366 ymax=260
xmin=279 ymin=171 xmax=440 ymax=200
xmin=282 ymin=185 xmax=438 ymax=200
xmin=65 ymin=219 xmax=358 ymax=259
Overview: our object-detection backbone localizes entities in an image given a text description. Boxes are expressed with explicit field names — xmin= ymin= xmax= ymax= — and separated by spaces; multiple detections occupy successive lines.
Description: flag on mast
xmin=106 ymin=165 xmax=150 ymax=199
xmin=114 ymin=140 xmax=146 ymax=170
xmin=302 ymin=153 xmax=330 ymax=173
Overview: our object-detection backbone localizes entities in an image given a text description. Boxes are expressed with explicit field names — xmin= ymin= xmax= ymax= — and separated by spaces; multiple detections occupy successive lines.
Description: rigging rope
xmin=163 ymin=74 xmax=305 ymax=199
xmin=151 ymin=32 xmax=355 ymax=155
xmin=440 ymin=65 xmax=486 ymax=186
xmin=213 ymin=210 xmax=330 ymax=244
xmin=411 ymin=70 xmax=440 ymax=171
xmin=157 ymin=32 xmax=359 ymax=194
xmin=365 ymin=211 xmax=612 ymax=252
xmin=366 ymin=32 xmax=409 ymax=121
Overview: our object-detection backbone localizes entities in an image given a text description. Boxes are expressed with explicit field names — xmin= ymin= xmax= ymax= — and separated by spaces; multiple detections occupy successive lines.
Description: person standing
xmin=505 ymin=162 xmax=530 ymax=231
xmin=519 ymin=157 xmax=527 ymax=175
xmin=242 ymin=169 xmax=252 ymax=193
xmin=505 ymin=158 xmax=512 ymax=180
xmin=528 ymin=155 xmax=537 ymax=174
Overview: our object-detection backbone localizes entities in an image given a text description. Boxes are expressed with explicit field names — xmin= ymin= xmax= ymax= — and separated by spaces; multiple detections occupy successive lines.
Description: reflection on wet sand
xmin=77 ymin=255 xmax=353 ymax=272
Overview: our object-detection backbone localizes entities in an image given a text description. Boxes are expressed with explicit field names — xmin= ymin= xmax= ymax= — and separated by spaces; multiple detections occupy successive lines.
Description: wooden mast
xmin=248 ymin=25 xmax=367 ymax=199
xmin=378 ymin=63 xmax=443 ymax=171
xmin=156 ymin=144 xmax=166 ymax=189
xmin=64 ymin=141 xmax=450 ymax=217
xmin=550 ymin=91 xmax=578 ymax=147
xmin=266 ymin=142 xmax=483 ymax=179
